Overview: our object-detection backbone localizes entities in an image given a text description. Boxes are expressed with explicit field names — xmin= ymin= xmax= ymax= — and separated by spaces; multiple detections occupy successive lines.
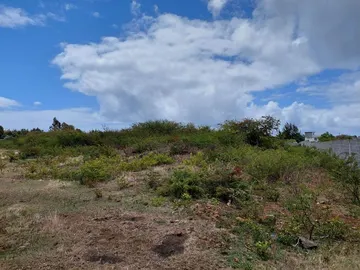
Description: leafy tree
xmin=221 ymin=116 xmax=280 ymax=146
xmin=278 ymin=123 xmax=305 ymax=143
xmin=318 ymin=132 xmax=335 ymax=142
xmin=49 ymin=117 xmax=62 ymax=131
xmin=49 ymin=117 xmax=75 ymax=131
xmin=0 ymin=125 xmax=4 ymax=138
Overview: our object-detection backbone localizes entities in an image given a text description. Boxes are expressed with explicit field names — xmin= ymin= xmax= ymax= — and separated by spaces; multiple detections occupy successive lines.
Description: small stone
xmin=298 ymin=236 xmax=318 ymax=249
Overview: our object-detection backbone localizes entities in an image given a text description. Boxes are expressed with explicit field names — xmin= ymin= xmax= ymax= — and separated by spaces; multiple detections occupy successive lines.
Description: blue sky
xmin=0 ymin=0 xmax=360 ymax=134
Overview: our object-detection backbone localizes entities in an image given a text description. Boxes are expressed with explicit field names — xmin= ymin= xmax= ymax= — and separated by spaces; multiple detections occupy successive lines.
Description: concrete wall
xmin=301 ymin=139 xmax=360 ymax=163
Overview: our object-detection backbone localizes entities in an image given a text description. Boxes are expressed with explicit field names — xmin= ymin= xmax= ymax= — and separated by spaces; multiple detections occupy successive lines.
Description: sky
xmin=0 ymin=0 xmax=359 ymax=134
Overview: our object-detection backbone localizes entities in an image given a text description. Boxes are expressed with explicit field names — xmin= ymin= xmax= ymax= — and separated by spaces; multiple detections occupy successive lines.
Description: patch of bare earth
xmin=0 ymin=162 xmax=229 ymax=270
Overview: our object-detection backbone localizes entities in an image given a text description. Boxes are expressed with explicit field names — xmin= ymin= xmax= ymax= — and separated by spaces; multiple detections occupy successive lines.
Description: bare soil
xmin=0 ymin=162 xmax=230 ymax=270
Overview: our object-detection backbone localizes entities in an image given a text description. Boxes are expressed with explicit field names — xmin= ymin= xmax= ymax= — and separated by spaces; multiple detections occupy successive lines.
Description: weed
xmin=147 ymin=170 xmax=162 ymax=190
xmin=94 ymin=189 xmax=103 ymax=199
xmin=265 ymin=189 xmax=280 ymax=202
xmin=255 ymin=241 xmax=271 ymax=260
xmin=116 ymin=174 xmax=130 ymax=190
xmin=182 ymin=152 xmax=207 ymax=167
xmin=150 ymin=196 xmax=166 ymax=207
xmin=333 ymin=155 xmax=360 ymax=205
xmin=0 ymin=159 xmax=5 ymax=172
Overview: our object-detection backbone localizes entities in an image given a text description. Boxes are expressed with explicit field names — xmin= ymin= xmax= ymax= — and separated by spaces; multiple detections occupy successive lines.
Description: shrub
xmin=79 ymin=157 xmax=113 ymax=186
xmin=317 ymin=218 xmax=349 ymax=240
xmin=183 ymin=152 xmax=207 ymax=168
xmin=116 ymin=174 xmax=131 ymax=190
xmin=159 ymin=169 xmax=205 ymax=199
xmin=332 ymin=155 xmax=360 ymax=205
xmin=170 ymin=141 xmax=192 ymax=155
xmin=20 ymin=146 xmax=42 ymax=159
xmin=255 ymin=241 xmax=271 ymax=261
xmin=151 ymin=196 xmax=167 ymax=207
xmin=245 ymin=149 xmax=308 ymax=183
xmin=265 ymin=189 xmax=280 ymax=202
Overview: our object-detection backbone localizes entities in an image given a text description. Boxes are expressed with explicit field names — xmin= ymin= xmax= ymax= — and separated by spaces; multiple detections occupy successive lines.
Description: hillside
xmin=1 ymin=119 xmax=360 ymax=270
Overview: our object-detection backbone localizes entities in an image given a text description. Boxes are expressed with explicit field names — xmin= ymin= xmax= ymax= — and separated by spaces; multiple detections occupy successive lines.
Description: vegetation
xmin=0 ymin=117 xmax=359 ymax=269
xmin=278 ymin=122 xmax=305 ymax=143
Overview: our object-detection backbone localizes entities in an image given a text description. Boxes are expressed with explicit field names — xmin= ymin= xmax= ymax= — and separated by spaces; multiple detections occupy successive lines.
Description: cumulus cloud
xmin=52 ymin=0 xmax=360 ymax=134
xmin=297 ymin=71 xmax=360 ymax=105
xmin=207 ymin=0 xmax=229 ymax=17
xmin=0 ymin=5 xmax=64 ymax=28
xmin=92 ymin=12 xmax=100 ymax=18
xmin=131 ymin=0 xmax=141 ymax=16
xmin=65 ymin=4 xmax=77 ymax=11
xmin=0 ymin=97 xmax=20 ymax=108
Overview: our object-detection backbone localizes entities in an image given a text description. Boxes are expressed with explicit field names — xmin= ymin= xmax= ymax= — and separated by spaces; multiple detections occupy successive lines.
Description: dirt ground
xmin=0 ymin=162 xmax=230 ymax=270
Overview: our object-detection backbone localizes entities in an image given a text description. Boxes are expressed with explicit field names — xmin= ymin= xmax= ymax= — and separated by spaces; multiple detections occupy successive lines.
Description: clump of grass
xmin=0 ymin=159 xmax=6 ymax=172
xmin=116 ymin=174 xmax=131 ymax=190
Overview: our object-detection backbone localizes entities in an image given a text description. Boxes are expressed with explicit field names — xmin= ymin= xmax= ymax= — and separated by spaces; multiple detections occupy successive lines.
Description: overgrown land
xmin=0 ymin=117 xmax=360 ymax=270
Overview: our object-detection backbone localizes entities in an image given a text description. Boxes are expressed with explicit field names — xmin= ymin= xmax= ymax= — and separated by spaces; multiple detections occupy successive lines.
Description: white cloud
xmin=297 ymin=71 xmax=360 ymax=105
xmin=0 ymin=97 xmax=20 ymax=108
xmin=154 ymin=5 xmax=159 ymax=15
xmin=0 ymin=108 xmax=126 ymax=131
xmin=65 ymin=4 xmax=77 ymax=11
xmin=207 ymin=0 xmax=229 ymax=17
xmin=0 ymin=6 xmax=41 ymax=28
xmin=52 ymin=0 xmax=360 ymax=134
xmin=33 ymin=101 xmax=42 ymax=106
xmin=245 ymin=102 xmax=360 ymax=135
xmin=131 ymin=0 xmax=141 ymax=16
xmin=0 ymin=5 xmax=64 ymax=28
xmin=38 ymin=1 xmax=45 ymax=9
xmin=92 ymin=12 xmax=100 ymax=18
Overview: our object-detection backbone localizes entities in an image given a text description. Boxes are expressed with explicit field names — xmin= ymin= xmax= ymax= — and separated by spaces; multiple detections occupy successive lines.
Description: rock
xmin=298 ymin=236 xmax=318 ymax=249
xmin=316 ymin=196 xmax=329 ymax=205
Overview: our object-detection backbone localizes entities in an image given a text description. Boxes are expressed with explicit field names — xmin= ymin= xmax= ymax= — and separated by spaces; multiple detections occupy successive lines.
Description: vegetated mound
xmin=0 ymin=117 xmax=359 ymax=269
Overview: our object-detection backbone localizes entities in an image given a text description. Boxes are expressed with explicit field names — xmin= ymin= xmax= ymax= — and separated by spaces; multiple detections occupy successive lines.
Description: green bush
xmin=332 ymin=155 xmax=360 ymax=205
xmin=316 ymin=218 xmax=349 ymax=240
xmin=79 ymin=157 xmax=113 ymax=186
xmin=159 ymin=169 xmax=205 ymax=199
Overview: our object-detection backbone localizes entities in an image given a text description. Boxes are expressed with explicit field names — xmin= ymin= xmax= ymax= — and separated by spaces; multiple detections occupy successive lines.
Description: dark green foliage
xmin=0 ymin=125 xmax=4 ymax=138
xmin=49 ymin=117 xmax=75 ymax=131
xmin=220 ymin=116 xmax=280 ymax=147
xmin=318 ymin=132 xmax=335 ymax=142
xmin=278 ymin=123 xmax=305 ymax=143
xmin=160 ymin=169 xmax=205 ymax=199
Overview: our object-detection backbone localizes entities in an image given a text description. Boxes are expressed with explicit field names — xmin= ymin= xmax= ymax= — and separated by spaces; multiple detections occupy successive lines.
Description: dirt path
xmin=0 ymin=165 xmax=230 ymax=270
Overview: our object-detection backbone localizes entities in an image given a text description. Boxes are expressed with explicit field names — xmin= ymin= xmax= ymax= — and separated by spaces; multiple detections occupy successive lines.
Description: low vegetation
xmin=0 ymin=117 xmax=359 ymax=269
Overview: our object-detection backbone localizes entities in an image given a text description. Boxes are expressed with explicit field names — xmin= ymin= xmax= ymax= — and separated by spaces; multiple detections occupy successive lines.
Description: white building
xmin=304 ymin=132 xmax=318 ymax=142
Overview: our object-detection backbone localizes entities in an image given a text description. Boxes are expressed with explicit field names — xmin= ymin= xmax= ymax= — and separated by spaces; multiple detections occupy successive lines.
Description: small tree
xmin=0 ymin=125 xmax=4 ymax=139
xmin=49 ymin=117 xmax=62 ymax=131
xmin=318 ymin=132 xmax=335 ymax=142
xmin=220 ymin=116 xmax=280 ymax=146
xmin=333 ymin=155 xmax=360 ymax=205
xmin=279 ymin=123 xmax=305 ymax=143
xmin=49 ymin=117 xmax=75 ymax=131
